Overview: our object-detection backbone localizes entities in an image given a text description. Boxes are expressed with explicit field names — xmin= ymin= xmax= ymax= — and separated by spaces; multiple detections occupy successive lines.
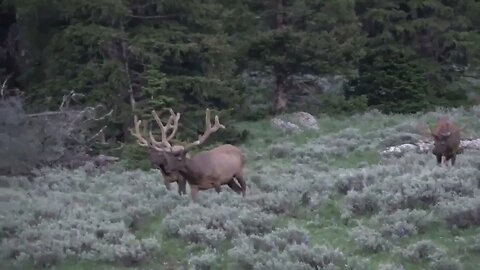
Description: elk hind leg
xmin=234 ymin=172 xmax=247 ymax=197
xmin=227 ymin=178 xmax=243 ymax=194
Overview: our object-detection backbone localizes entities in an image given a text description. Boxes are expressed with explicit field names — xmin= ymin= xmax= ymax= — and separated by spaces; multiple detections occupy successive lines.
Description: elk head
xmin=423 ymin=118 xmax=464 ymax=146
xmin=419 ymin=117 xmax=466 ymax=166
xmin=129 ymin=108 xmax=188 ymax=194
xmin=160 ymin=108 xmax=225 ymax=174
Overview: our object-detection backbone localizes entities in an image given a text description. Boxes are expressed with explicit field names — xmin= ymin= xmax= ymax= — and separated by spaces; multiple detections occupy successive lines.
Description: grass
xmin=3 ymin=107 xmax=480 ymax=269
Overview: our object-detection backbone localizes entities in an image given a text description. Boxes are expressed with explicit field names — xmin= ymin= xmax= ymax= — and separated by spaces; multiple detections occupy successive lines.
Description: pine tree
xmin=244 ymin=0 xmax=364 ymax=112
xmin=353 ymin=0 xmax=480 ymax=110
xmin=128 ymin=0 xmax=246 ymax=142
xmin=3 ymin=0 xmax=247 ymax=144
xmin=346 ymin=47 xmax=432 ymax=113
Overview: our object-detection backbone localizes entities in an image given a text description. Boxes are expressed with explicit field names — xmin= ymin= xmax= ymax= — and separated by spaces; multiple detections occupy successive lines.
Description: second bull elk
xmin=130 ymin=108 xmax=246 ymax=202
xmin=420 ymin=117 xmax=466 ymax=166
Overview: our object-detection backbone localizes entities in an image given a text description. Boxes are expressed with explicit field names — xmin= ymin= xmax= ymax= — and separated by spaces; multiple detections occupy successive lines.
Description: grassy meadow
xmin=1 ymin=106 xmax=480 ymax=270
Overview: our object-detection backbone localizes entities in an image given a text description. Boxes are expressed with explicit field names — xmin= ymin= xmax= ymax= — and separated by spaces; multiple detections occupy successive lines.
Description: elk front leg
xmin=445 ymin=153 xmax=456 ymax=167
xmin=214 ymin=182 xmax=222 ymax=193
xmin=444 ymin=154 xmax=451 ymax=167
xmin=450 ymin=154 xmax=456 ymax=166
xmin=435 ymin=154 xmax=442 ymax=166
xmin=177 ymin=178 xmax=187 ymax=195
xmin=161 ymin=171 xmax=173 ymax=191
xmin=190 ymin=185 xmax=199 ymax=203
xmin=164 ymin=179 xmax=172 ymax=190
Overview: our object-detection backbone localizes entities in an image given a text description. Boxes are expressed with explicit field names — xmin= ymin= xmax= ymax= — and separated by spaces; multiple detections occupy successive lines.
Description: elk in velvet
xmin=421 ymin=117 xmax=466 ymax=166
xmin=158 ymin=109 xmax=247 ymax=202
xmin=129 ymin=109 xmax=187 ymax=195
xmin=130 ymin=108 xmax=245 ymax=202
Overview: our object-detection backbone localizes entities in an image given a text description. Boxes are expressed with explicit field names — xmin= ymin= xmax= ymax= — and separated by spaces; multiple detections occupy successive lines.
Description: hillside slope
xmin=1 ymin=107 xmax=480 ymax=269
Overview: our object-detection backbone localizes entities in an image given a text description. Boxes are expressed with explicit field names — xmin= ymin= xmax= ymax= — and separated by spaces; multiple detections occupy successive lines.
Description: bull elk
xmin=129 ymin=109 xmax=187 ymax=195
xmin=420 ymin=117 xmax=466 ymax=166
xmin=130 ymin=108 xmax=246 ymax=202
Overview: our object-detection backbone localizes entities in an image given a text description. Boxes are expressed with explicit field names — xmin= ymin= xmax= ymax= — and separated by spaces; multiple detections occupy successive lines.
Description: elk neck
xmin=178 ymin=155 xmax=204 ymax=184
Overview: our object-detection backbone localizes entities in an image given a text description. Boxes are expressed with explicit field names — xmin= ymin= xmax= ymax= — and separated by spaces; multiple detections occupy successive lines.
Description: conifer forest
xmin=1 ymin=1 xmax=480 ymax=269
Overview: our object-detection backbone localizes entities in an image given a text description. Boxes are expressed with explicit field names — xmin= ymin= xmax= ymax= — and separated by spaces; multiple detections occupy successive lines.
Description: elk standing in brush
xmin=130 ymin=108 xmax=246 ymax=202
xmin=421 ymin=118 xmax=466 ymax=166
xmin=129 ymin=109 xmax=187 ymax=195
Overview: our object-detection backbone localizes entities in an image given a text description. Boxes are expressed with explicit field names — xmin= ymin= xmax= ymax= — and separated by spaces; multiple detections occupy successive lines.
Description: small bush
xmin=437 ymin=197 xmax=480 ymax=229
xmin=227 ymin=226 xmax=364 ymax=270
xmin=187 ymin=248 xmax=220 ymax=270
xmin=348 ymin=225 xmax=391 ymax=252
xmin=378 ymin=263 xmax=407 ymax=270
xmin=343 ymin=190 xmax=380 ymax=216
xmin=469 ymin=234 xmax=480 ymax=253
xmin=429 ymin=258 xmax=464 ymax=270
xmin=374 ymin=209 xmax=436 ymax=239
xmin=162 ymin=204 xmax=277 ymax=247
xmin=401 ymin=240 xmax=446 ymax=263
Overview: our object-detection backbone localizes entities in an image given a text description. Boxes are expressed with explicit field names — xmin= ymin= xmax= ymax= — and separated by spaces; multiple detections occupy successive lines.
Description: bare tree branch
xmin=87 ymin=125 xmax=107 ymax=143
xmin=28 ymin=111 xmax=67 ymax=118
xmin=1 ymin=73 xmax=12 ymax=99
xmin=128 ymin=14 xmax=179 ymax=19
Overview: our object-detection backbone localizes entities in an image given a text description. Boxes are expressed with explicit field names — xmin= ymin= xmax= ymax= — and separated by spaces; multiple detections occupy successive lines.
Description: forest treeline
xmin=1 ymin=0 xmax=480 ymax=146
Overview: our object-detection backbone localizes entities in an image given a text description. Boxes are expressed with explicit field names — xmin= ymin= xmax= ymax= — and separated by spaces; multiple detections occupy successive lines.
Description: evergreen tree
xmin=2 ymin=0 xmax=247 ymax=144
xmin=346 ymin=47 xmax=432 ymax=113
xmin=245 ymin=0 xmax=364 ymax=112
xmin=352 ymin=0 xmax=480 ymax=110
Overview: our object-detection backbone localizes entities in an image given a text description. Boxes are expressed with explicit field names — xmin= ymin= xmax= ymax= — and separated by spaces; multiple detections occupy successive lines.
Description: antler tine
xmin=150 ymin=109 xmax=179 ymax=149
xmin=165 ymin=108 xmax=181 ymax=141
xmin=129 ymin=115 xmax=150 ymax=147
xmin=184 ymin=108 xmax=225 ymax=151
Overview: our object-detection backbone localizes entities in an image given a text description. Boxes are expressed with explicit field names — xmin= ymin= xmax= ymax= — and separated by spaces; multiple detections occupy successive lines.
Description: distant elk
xmin=420 ymin=117 xmax=466 ymax=166
xmin=130 ymin=108 xmax=246 ymax=202
xmin=129 ymin=109 xmax=187 ymax=195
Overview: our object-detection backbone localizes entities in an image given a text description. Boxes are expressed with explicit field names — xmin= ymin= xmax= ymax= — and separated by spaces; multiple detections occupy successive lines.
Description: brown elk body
xmin=162 ymin=143 xmax=247 ymax=202
xmin=423 ymin=118 xmax=465 ymax=166
xmin=130 ymin=108 xmax=245 ymax=202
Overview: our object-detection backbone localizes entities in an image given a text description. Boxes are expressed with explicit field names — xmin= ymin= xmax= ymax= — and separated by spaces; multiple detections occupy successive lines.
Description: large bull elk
xmin=420 ymin=117 xmax=466 ymax=166
xmin=129 ymin=109 xmax=187 ymax=195
xmin=161 ymin=108 xmax=247 ymax=202
xmin=130 ymin=108 xmax=246 ymax=202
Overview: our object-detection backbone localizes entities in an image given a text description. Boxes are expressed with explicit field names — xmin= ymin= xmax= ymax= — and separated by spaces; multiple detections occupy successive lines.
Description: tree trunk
xmin=273 ymin=0 xmax=287 ymax=112
xmin=275 ymin=74 xmax=287 ymax=111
